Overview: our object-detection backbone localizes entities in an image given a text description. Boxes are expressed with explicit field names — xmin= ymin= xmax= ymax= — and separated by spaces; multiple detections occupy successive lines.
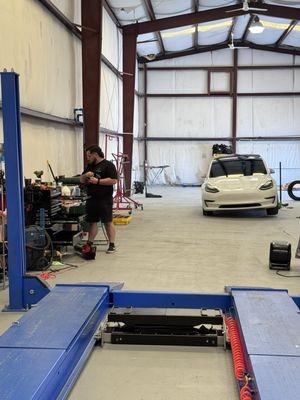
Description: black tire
xmin=287 ymin=180 xmax=300 ymax=200
xmin=267 ymin=206 xmax=279 ymax=216
xmin=203 ymin=209 xmax=213 ymax=216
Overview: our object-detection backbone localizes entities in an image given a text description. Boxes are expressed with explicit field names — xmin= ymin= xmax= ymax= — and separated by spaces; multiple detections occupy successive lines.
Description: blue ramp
xmin=0 ymin=284 xmax=109 ymax=400
xmin=232 ymin=289 xmax=300 ymax=400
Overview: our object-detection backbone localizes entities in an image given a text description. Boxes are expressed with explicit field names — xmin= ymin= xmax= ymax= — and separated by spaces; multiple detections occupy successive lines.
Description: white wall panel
xmin=237 ymin=98 xmax=254 ymax=137
xmin=147 ymin=142 xmax=225 ymax=185
xmin=148 ymin=71 xmax=175 ymax=93
xmin=50 ymin=0 xmax=75 ymax=20
xmin=147 ymin=98 xmax=232 ymax=138
xmin=102 ymin=8 xmax=122 ymax=69
xmin=148 ymin=98 xmax=175 ymax=137
xmin=0 ymin=1 xmax=76 ymax=118
xmin=100 ymin=133 xmax=119 ymax=163
xmin=149 ymin=49 xmax=232 ymax=67
xmin=140 ymin=48 xmax=300 ymax=185
xmin=147 ymin=70 xmax=207 ymax=94
xmin=210 ymin=72 xmax=230 ymax=92
xmin=237 ymin=141 xmax=300 ymax=185
xmin=138 ymin=97 xmax=145 ymax=139
xmin=175 ymin=71 xmax=207 ymax=93
xmin=211 ymin=49 xmax=232 ymax=66
xmin=293 ymin=70 xmax=300 ymax=91
xmin=253 ymin=70 xmax=294 ymax=92
xmin=238 ymin=70 xmax=295 ymax=93
xmin=0 ymin=0 xmax=122 ymax=181
xmin=0 ymin=116 xmax=82 ymax=181
xmin=238 ymin=49 xmax=293 ymax=66
xmin=237 ymin=97 xmax=298 ymax=136
xmin=214 ymin=99 xmax=232 ymax=136
xmin=237 ymin=71 xmax=253 ymax=93
xmin=100 ymin=64 xmax=120 ymax=132
xmin=132 ymin=140 xmax=141 ymax=182
xmin=134 ymin=94 xmax=139 ymax=138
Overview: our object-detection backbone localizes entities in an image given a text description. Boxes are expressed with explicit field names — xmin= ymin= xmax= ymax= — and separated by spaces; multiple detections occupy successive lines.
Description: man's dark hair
xmin=85 ymin=145 xmax=104 ymax=158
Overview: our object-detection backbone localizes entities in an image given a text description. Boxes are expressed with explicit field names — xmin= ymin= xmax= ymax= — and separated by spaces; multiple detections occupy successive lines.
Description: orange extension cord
xmin=226 ymin=316 xmax=252 ymax=400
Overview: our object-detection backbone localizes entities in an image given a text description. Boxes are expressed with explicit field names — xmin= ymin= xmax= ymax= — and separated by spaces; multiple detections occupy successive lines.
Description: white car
xmin=202 ymin=154 xmax=278 ymax=216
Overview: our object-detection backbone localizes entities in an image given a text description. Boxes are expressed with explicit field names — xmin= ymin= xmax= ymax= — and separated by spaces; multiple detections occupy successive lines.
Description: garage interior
xmin=1 ymin=1 xmax=300 ymax=399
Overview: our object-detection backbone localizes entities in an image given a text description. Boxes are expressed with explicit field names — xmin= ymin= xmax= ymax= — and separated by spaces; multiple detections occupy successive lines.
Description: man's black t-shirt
xmin=83 ymin=159 xmax=118 ymax=201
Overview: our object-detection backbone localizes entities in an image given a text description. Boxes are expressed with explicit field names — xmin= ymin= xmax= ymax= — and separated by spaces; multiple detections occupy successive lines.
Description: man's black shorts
xmin=85 ymin=197 xmax=113 ymax=224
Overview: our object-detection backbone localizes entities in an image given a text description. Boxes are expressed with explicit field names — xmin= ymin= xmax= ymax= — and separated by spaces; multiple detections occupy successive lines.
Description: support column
xmin=143 ymin=64 xmax=148 ymax=184
xmin=123 ymin=33 xmax=137 ymax=194
xmin=232 ymin=49 xmax=238 ymax=153
xmin=1 ymin=73 xmax=26 ymax=310
xmin=82 ymin=0 xmax=102 ymax=148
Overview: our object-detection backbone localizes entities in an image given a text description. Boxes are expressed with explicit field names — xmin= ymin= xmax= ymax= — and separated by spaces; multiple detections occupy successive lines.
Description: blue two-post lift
xmin=0 ymin=72 xmax=300 ymax=400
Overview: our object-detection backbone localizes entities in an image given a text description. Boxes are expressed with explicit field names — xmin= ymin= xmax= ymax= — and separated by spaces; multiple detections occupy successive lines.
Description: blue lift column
xmin=1 ymin=71 xmax=50 ymax=310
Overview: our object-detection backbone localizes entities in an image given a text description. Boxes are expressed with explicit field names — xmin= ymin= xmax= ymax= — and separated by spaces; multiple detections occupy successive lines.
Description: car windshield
xmin=209 ymin=158 xmax=267 ymax=178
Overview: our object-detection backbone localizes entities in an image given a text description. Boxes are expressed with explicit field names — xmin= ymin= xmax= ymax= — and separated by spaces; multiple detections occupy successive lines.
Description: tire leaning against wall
xmin=287 ymin=180 xmax=300 ymax=200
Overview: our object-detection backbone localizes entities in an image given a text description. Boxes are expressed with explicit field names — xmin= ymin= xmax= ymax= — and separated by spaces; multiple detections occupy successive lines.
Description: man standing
xmin=81 ymin=145 xmax=118 ymax=254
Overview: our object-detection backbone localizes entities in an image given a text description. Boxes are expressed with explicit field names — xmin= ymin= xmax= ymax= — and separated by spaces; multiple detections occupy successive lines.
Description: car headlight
xmin=259 ymin=180 xmax=274 ymax=190
xmin=205 ymin=183 xmax=219 ymax=193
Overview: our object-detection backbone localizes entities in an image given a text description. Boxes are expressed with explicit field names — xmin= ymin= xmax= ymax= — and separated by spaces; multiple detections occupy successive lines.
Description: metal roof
xmin=105 ymin=1 xmax=300 ymax=62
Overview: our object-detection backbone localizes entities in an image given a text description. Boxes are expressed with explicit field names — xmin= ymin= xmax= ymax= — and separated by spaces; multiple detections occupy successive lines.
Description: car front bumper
xmin=202 ymin=189 xmax=278 ymax=211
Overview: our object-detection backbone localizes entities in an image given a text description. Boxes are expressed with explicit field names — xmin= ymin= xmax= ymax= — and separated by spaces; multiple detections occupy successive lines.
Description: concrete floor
xmin=1 ymin=187 xmax=300 ymax=399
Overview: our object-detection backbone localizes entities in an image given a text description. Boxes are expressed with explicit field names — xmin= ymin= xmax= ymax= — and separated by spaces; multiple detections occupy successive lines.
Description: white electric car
xmin=202 ymin=154 xmax=278 ymax=216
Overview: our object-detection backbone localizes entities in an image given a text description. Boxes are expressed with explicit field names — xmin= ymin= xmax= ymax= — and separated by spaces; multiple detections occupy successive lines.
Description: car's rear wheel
xmin=266 ymin=206 xmax=279 ymax=216
xmin=203 ymin=209 xmax=213 ymax=216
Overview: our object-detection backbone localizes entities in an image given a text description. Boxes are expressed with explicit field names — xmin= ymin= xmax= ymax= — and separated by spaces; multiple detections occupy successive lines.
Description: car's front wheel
xmin=266 ymin=206 xmax=279 ymax=216
xmin=203 ymin=209 xmax=213 ymax=216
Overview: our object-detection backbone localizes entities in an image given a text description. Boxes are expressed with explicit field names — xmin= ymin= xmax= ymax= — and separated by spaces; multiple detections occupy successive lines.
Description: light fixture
xmin=243 ymin=0 xmax=249 ymax=12
xmin=249 ymin=15 xmax=265 ymax=34
xmin=145 ymin=54 xmax=156 ymax=61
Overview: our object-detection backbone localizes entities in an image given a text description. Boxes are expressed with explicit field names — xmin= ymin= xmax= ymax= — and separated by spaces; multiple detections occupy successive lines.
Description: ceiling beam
xmin=124 ymin=2 xmax=300 ymax=36
xmin=123 ymin=4 xmax=247 ymax=35
xmin=249 ymin=2 xmax=300 ymax=21
xmin=139 ymin=42 xmax=229 ymax=63
xmin=241 ymin=14 xmax=255 ymax=42
xmin=276 ymin=20 xmax=297 ymax=47
xmin=142 ymin=0 xmax=165 ymax=55
xmin=245 ymin=41 xmax=300 ymax=56
xmin=227 ymin=16 xmax=237 ymax=42
xmin=193 ymin=0 xmax=199 ymax=49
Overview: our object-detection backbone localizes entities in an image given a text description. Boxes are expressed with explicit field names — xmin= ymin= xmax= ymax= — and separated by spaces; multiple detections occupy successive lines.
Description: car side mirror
xmin=269 ymin=168 xmax=275 ymax=174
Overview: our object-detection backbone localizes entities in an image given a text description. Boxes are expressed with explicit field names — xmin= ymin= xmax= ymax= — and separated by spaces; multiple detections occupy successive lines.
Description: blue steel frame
xmin=1 ymin=72 xmax=50 ymax=310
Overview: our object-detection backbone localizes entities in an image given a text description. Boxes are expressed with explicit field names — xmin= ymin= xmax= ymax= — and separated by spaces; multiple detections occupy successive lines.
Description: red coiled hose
xmin=240 ymin=382 xmax=252 ymax=400
xmin=225 ymin=316 xmax=253 ymax=400
xmin=226 ymin=316 xmax=246 ymax=380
